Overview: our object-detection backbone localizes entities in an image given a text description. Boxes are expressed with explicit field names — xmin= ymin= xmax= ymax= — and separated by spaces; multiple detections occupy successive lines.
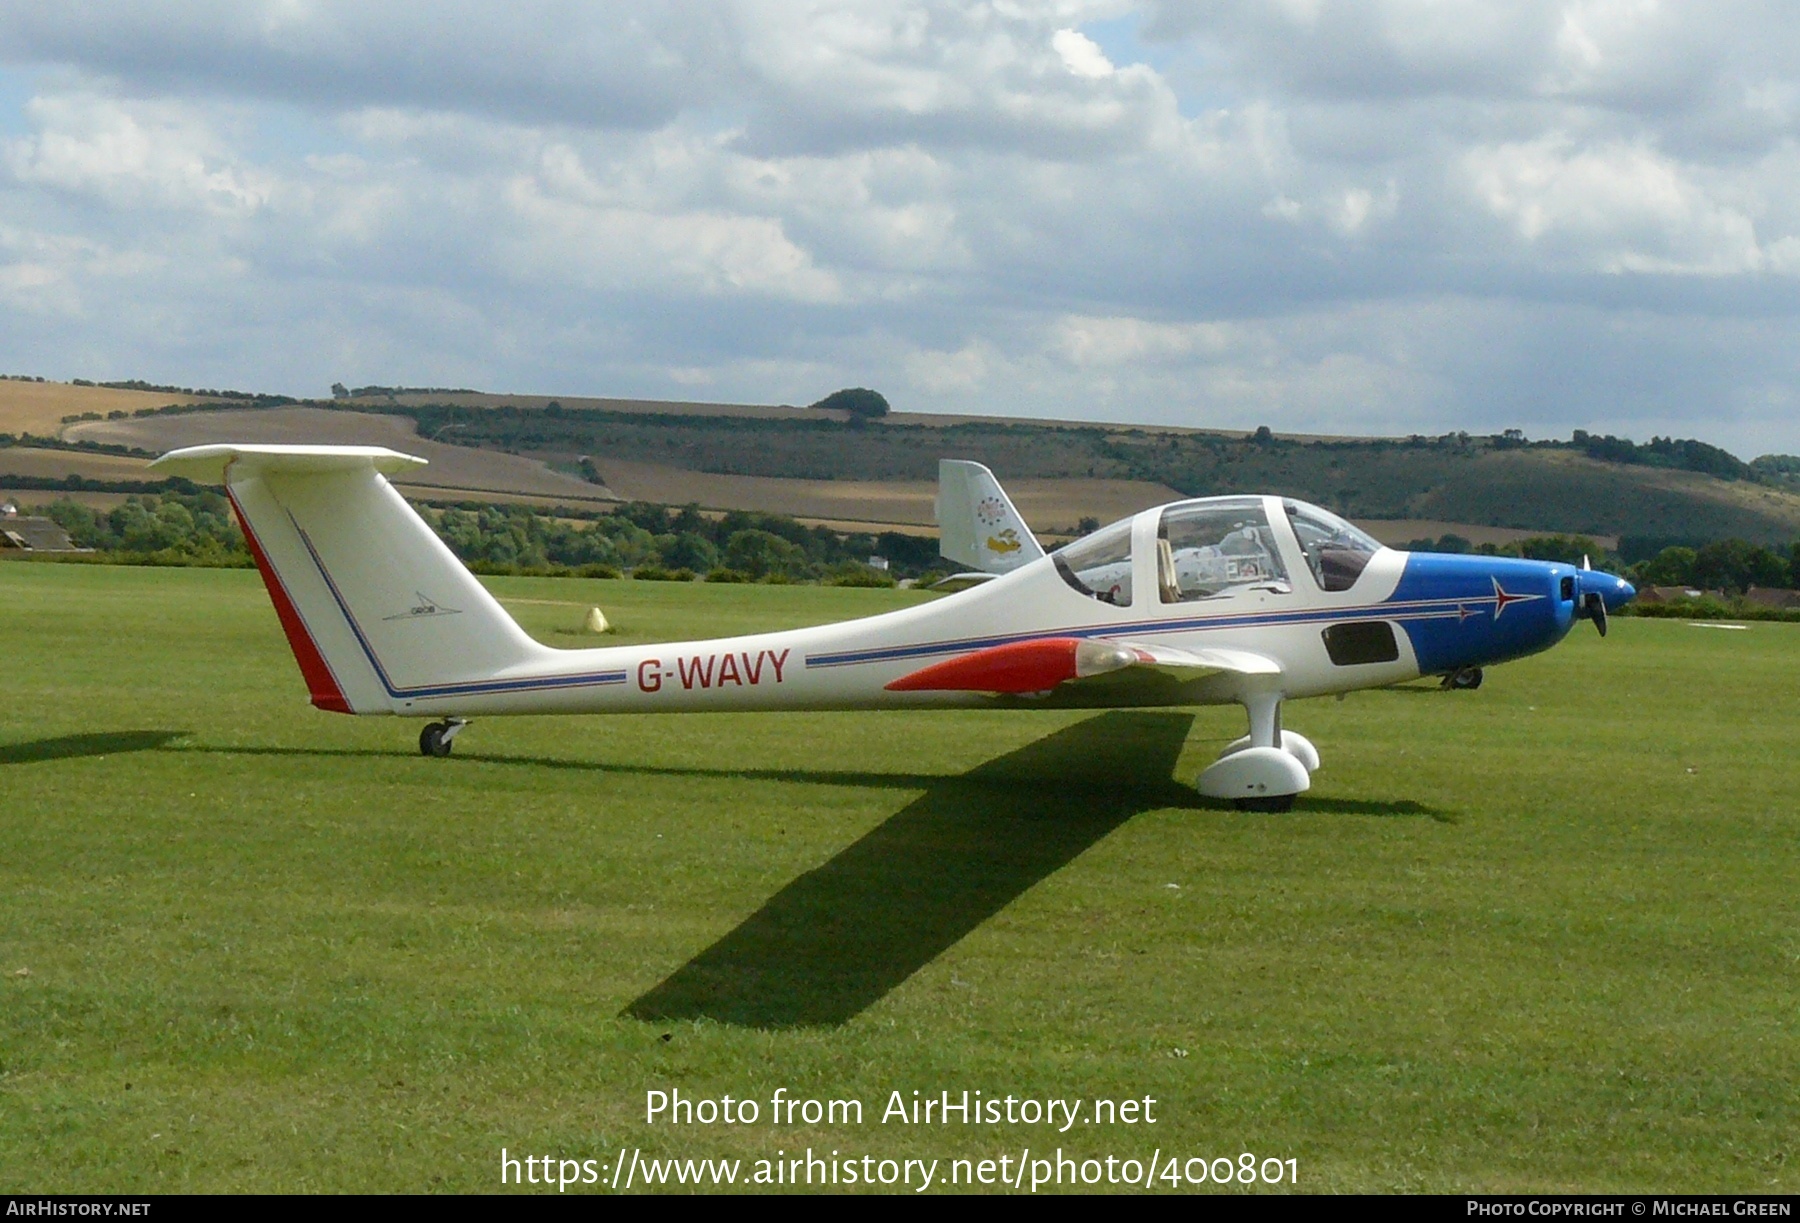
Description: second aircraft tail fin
xmin=935 ymin=459 xmax=1045 ymax=575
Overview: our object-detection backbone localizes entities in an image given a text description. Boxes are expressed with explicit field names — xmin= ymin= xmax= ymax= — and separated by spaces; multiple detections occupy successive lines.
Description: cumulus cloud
xmin=502 ymin=175 xmax=843 ymax=302
xmin=1465 ymin=135 xmax=1769 ymax=274
xmin=1053 ymin=28 xmax=1116 ymax=78
xmin=5 ymin=93 xmax=274 ymax=214
xmin=2 ymin=1 xmax=1800 ymax=457
xmin=0 ymin=2 xmax=733 ymax=129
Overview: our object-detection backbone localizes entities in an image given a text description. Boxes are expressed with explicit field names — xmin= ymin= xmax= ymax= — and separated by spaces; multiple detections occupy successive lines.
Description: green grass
xmin=2 ymin=563 xmax=1797 ymax=1193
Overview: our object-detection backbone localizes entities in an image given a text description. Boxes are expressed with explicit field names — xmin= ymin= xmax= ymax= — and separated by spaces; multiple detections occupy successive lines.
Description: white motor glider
xmin=152 ymin=445 xmax=1634 ymax=811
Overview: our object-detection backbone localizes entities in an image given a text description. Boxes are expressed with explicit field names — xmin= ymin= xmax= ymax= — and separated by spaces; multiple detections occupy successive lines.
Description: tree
xmin=1515 ymin=535 xmax=1600 ymax=565
xmin=808 ymin=387 xmax=890 ymax=419
xmin=1639 ymin=546 xmax=1696 ymax=587
xmin=724 ymin=529 xmax=807 ymax=578
xmin=1688 ymin=539 xmax=1787 ymax=593
xmin=615 ymin=501 xmax=672 ymax=535
xmin=1750 ymin=545 xmax=1791 ymax=589
xmin=661 ymin=531 xmax=719 ymax=573
xmin=670 ymin=504 xmax=707 ymax=535
xmin=330 ymin=382 xmax=349 ymax=399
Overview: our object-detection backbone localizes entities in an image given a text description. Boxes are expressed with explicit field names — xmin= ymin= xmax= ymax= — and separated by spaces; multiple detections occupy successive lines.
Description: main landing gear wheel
xmin=1234 ymin=794 xmax=1295 ymax=814
xmin=419 ymin=719 xmax=468 ymax=757
xmin=1441 ymin=666 xmax=1484 ymax=691
xmin=1197 ymin=691 xmax=1311 ymax=813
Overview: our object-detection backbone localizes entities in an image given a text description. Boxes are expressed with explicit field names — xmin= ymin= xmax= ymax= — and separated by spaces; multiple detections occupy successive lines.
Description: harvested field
xmin=65 ymin=408 xmax=619 ymax=503
xmin=0 ymin=447 xmax=154 ymax=480
xmin=791 ymin=516 xmax=937 ymax=537
xmin=349 ymin=390 xmax=1259 ymax=438
xmin=0 ymin=381 xmax=209 ymax=437
xmin=349 ymin=390 xmax=825 ymax=422
xmin=0 ymin=489 xmax=135 ymax=512
xmin=398 ymin=487 xmax=618 ymax=511
xmin=595 ymin=458 xmax=1183 ymax=529
xmin=3 ymin=436 xmax=1597 ymax=551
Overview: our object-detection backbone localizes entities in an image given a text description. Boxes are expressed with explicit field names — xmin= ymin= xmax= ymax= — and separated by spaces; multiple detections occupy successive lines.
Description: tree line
xmin=26 ymin=492 xmax=941 ymax=584
xmin=29 ymin=487 xmax=1800 ymax=597
xmin=1401 ymin=531 xmax=1800 ymax=594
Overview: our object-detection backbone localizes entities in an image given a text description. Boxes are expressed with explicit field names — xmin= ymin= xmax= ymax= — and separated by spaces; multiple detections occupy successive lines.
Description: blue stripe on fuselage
xmin=1388 ymin=553 xmax=1578 ymax=675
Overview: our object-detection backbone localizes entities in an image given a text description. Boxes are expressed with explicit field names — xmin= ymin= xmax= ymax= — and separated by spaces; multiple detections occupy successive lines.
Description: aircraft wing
xmin=926 ymin=571 xmax=999 ymax=594
xmin=884 ymin=636 xmax=1280 ymax=696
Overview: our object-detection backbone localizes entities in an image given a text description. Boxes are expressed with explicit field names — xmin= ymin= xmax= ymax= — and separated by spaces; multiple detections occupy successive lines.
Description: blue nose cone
xmin=1580 ymin=569 xmax=1636 ymax=611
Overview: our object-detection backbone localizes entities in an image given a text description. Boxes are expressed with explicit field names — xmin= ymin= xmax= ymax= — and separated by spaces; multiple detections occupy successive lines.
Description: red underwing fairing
xmin=151 ymin=445 xmax=1634 ymax=811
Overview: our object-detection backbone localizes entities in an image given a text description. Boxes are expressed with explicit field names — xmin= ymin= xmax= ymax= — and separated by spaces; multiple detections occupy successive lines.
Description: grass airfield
xmin=2 ymin=562 xmax=1796 ymax=1193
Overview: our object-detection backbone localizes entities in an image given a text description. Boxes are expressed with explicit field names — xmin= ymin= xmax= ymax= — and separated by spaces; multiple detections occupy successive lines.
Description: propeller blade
xmin=1582 ymin=590 xmax=1608 ymax=637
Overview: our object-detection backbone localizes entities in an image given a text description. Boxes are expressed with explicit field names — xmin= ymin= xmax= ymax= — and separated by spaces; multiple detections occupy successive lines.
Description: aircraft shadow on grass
xmin=160 ymin=722 xmax=1445 ymax=1030
xmin=624 ymin=710 xmax=1199 ymax=1030
xmin=173 ymin=741 xmax=1446 ymax=824
xmin=0 ymin=729 xmax=187 ymax=765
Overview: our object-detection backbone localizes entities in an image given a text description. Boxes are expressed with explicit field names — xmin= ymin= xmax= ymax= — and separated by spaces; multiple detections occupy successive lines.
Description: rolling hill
xmin=9 ymin=380 xmax=1800 ymax=549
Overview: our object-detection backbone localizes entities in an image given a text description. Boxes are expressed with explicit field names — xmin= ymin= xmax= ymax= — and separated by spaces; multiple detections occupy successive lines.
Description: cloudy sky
xmin=3 ymin=1 xmax=1800 ymax=458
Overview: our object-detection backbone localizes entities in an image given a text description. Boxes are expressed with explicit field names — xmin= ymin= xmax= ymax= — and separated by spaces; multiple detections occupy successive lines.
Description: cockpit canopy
xmin=1052 ymin=516 xmax=1136 ymax=606
xmin=1050 ymin=495 xmax=1383 ymax=605
xmin=1281 ymin=499 xmax=1381 ymax=591
xmin=1157 ymin=497 xmax=1288 ymax=601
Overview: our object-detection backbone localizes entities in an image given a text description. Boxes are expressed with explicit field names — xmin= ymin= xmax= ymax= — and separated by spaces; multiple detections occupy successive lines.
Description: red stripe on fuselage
xmin=228 ymin=489 xmax=353 ymax=714
xmin=885 ymin=637 xmax=1082 ymax=693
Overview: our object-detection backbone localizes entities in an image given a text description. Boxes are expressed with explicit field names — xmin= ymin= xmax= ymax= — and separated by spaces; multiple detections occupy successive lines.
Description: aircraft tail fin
xmin=935 ymin=459 xmax=1045 ymax=574
xmin=151 ymin=444 xmax=552 ymax=715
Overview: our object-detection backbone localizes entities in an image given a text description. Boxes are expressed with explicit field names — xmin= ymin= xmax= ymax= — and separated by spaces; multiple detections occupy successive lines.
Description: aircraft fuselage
xmin=338 ymin=496 xmax=1631 ymax=719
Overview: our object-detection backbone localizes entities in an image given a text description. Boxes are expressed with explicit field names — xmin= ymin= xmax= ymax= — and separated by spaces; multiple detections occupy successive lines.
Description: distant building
xmin=0 ymin=515 xmax=83 ymax=554
xmin=1744 ymin=586 xmax=1800 ymax=610
xmin=1635 ymin=585 xmax=1706 ymax=605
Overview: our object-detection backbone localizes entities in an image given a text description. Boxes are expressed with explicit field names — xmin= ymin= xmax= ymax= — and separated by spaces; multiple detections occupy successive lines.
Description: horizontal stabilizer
xmin=885 ymin=636 xmax=1280 ymax=695
xmin=926 ymin=571 xmax=998 ymax=594
xmin=150 ymin=444 xmax=428 ymax=485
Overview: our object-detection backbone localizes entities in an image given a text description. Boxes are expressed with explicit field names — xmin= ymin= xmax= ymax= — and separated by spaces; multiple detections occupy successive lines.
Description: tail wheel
xmin=419 ymin=722 xmax=454 ymax=757
xmin=1441 ymin=666 xmax=1484 ymax=690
